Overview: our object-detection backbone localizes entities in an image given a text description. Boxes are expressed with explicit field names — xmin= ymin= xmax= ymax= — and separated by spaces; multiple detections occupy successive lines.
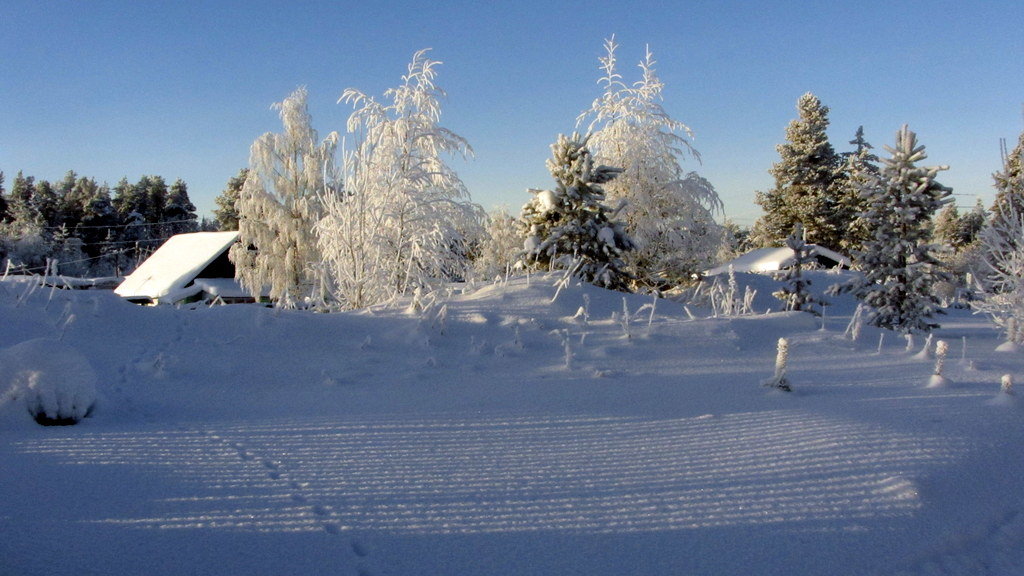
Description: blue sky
xmin=2 ymin=1 xmax=1021 ymax=225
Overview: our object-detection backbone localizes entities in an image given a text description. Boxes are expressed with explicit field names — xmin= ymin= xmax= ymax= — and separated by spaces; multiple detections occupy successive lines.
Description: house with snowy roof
xmin=114 ymin=231 xmax=259 ymax=305
xmin=705 ymin=245 xmax=851 ymax=277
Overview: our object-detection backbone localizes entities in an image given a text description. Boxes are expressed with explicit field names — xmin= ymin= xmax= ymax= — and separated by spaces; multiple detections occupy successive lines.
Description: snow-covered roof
xmin=115 ymin=231 xmax=242 ymax=303
xmin=705 ymin=245 xmax=851 ymax=276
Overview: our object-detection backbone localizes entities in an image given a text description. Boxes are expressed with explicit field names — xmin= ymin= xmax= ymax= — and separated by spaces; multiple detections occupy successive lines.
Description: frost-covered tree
xmin=317 ymin=50 xmax=484 ymax=309
xmin=990 ymin=130 xmax=1024 ymax=222
xmin=753 ymin=93 xmax=844 ymax=249
xmin=578 ymin=38 xmax=723 ymax=288
xmin=773 ymin=223 xmax=825 ymax=316
xmin=844 ymin=125 xmax=952 ymax=334
xmin=983 ymin=130 xmax=1024 ymax=278
xmin=974 ymin=205 xmax=1024 ymax=345
xmin=214 ymin=168 xmax=247 ymax=231
xmin=230 ymin=87 xmax=338 ymax=308
xmin=473 ymin=207 xmax=525 ymax=281
xmin=521 ymin=133 xmax=635 ymax=291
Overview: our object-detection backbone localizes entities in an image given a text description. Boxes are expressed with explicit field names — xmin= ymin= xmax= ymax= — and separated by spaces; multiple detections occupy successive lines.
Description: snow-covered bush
xmin=763 ymin=337 xmax=792 ymax=392
xmin=926 ymin=340 xmax=951 ymax=388
xmin=0 ymin=338 xmax=98 ymax=426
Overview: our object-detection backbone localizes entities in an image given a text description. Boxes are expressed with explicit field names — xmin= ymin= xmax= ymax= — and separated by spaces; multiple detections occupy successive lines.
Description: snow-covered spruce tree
xmin=753 ymin=93 xmax=845 ymax=249
xmin=578 ymin=38 xmax=723 ymax=288
xmin=214 ymin=168 xmax=247 ymax=231
xmin=163 ymin=178 xmax=198 ymax=236
xmin=317 ymin=50 xmax=484 ymax=310
xmin=773 ymin=223 xmax=825 ymax=316
xmin=846 ymin=125 xmax=952 ymax=334
xmin=836 ymin=126 xmax=879 ymax=255
xmin=520 ymin=133 xmax=635 ymax=291
xmin=230 ymin=87 xmax=338 ymax=308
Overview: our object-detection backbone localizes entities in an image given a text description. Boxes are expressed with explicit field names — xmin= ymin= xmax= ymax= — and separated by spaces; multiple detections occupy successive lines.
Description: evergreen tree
xmin=111 ymin=177 xmax=152 ymax=264
xmin=318 ymin=50 xmax=484 ymax=309
xmin=231 ymin=87 xmax=338 ymax=308
xmin=0 ymin=171 xmax=8 ymax=222
xmin=958 ymin=199 xmax=987 ymax=246
xmin=844 ymin=125 xmax=952 ymax=334
xmin=79 ymin=184 xmax=117 ymax=259
xmin=7 ymin=171 xmax=37 ymax=227
xmin=142 ymin=176 xmax=168 ymax=234
xmin=32 ymin=180 xmax=59 ymax=229
xmin=520 ymin=133 xmax=635 ymax=291
xmin=773 ymin=223 xmax=825 ymax=316
xmin=753 ymin=93 xmax=844 ymax=249
xmin=837 ymin=126 xmax=879 ymax=254
xmin=214 ymin=168 xmax=247 ymax=231
xmin=578 ymin=38 xmax=724 ymax=287
xmin=163 ymin=178 xmax=198 ymax=236
xmin=933 ymin=202 xmax=962 ymax=251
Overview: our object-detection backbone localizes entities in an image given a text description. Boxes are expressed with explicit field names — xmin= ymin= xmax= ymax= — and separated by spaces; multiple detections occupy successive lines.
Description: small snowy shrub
xmin=0 ymin=339 xmax=98 ymax=426
xmin=1001 ymin=374 xmax=1014 ymax=395
xmin=763 ymin=337 xmax=792 ymax=392
xmin=926 ymin=340 xmax=952 ymax=388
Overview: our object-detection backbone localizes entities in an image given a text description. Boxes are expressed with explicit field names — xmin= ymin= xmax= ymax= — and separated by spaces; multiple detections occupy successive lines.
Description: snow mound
xmin=0 ymin=338 xmax=98 ymax=426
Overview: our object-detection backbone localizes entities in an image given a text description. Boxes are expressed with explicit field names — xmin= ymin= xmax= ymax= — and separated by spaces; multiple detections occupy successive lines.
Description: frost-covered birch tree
xmin=317 ymin=49 xmax=484 ymax=309
xmin=230 ymin=87 xmax=338 ymax=308
xmin=974 ymin=206 xmax=1024 ymax=345
xmin=983 ymin=130 xmax=1024 ymax=276
xmin=473 ymin=208 xmax=526 ymax=281
xmin=844 ymin=125 xmax=952 ymax=334
xmin=521 ymin=133 xmax=635 ymax=291
xmin=578 ymin=38 xmax=723 ymax=288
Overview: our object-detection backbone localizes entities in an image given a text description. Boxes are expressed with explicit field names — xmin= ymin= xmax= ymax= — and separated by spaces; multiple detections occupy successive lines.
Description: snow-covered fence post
xmin=763 ymin=337 xmax=792 ymax=392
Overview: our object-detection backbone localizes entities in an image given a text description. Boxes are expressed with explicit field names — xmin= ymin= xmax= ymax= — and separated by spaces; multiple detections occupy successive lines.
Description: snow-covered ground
xmin=2 ymin=272 xmax=1023 ymax=576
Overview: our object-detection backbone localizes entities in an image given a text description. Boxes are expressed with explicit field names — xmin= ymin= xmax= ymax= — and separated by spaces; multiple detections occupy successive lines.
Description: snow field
xmin=2 ymin=272 xmax=1024 ymax=575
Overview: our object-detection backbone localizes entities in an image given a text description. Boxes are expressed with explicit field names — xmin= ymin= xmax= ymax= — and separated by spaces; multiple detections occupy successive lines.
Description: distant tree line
xmin=0 ymin=171 xmax=204 ymax=276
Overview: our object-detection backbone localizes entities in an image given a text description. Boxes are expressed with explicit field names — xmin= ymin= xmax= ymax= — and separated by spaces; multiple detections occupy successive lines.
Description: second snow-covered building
xmin=114 ymin=231 xmax=257 ymax=305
